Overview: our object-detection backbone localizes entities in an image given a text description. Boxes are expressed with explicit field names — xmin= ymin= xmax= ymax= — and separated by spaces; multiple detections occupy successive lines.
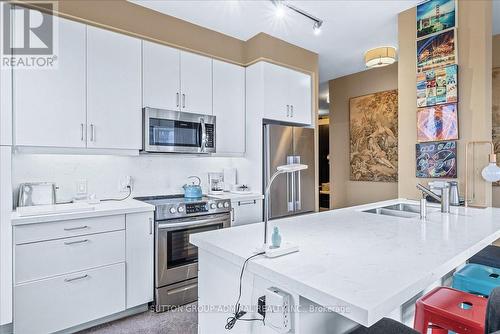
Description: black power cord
xmin=225 ymin=252 xmax=266 ymax=330
xmin=101 ymin=185 xmax=132 ymax=202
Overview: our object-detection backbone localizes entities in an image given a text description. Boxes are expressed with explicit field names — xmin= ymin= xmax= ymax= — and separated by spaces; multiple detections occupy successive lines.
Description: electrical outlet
xmin=76 ymin=179 xmax=88 ymax=196
xmin=119 ymin=176 xmax=133 ymax=192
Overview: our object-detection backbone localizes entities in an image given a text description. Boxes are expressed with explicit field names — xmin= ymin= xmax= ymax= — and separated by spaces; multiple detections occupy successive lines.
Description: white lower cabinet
xmin=15 ymin=230 xmax=125 ymax=283
xmin=13 ymin=211 xmax=154 ymax=333
xmin=231 ymin=199 xmax=263 ymax=226
xmin=126 ymin=212 xmax=154 ymax=308
xmin=14 ymin=263 xmax=125 ymax=334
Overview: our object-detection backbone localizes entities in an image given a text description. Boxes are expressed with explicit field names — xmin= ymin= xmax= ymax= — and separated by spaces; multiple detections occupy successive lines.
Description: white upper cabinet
xmin=86 ymin=26 xmax=142 ymax=150
xmin=213 ymin=60 xmax=245 ymax=154
xmin=180 ymin=51 xmax=212 ymax=115
xmin=142 ymin=44 xmax=212 ymax=115
xmin=263 ymin=63 xmax=290 ymax=123
xmin=288 ymin=70 xmax=312 ymax=125
xmin=261 ymin=62 xmax=312 ymax=125
xmin=142 ymin=41 xmax=180 ymax=111
xmin=13 ymin=16 xmax=86 ymax=148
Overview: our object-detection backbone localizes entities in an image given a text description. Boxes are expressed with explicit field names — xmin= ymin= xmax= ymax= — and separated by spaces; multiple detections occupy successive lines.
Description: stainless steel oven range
xmin=134 ymin=195 xmax=230 ymax=311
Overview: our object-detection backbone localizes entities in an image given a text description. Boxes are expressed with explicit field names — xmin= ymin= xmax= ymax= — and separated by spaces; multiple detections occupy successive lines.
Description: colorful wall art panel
xmin=417 ymin=103 xmax=458 ymax=142
xmin=416 ymin=64 xmax=457 ymax=107
xmin=416 ymin=0 xmax=456 ymax=39
xmin=417 ymin=29 xmax=456 ymax=73
xmin=416 ymin=141 xmax=457 ymax=178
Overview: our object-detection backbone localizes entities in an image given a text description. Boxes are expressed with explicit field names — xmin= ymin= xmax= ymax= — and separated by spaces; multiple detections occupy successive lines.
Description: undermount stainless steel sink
xmin=362 ymin=203 xmax=440 ymax=219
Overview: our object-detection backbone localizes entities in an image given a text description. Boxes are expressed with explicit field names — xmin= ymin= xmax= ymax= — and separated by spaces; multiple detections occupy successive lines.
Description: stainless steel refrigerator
xmin=264 ymin=124 xmax=315 ymax=219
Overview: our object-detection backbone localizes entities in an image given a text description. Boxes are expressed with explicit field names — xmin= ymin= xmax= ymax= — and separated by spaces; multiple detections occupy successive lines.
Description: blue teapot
xmin=182 ymin=176 xmax=203 ymax=198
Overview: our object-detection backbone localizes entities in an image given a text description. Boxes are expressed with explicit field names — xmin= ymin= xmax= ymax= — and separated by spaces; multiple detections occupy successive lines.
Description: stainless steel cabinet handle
xmin=64 ymin=225 xmax=88 ymax=231
xmin=90 ymin=124 xmax=95 ymax=142
xmin=231 ymin=208 xmax=235 ymax=222
xmin=176 ymin=92 xmax=180 ymax=107
xmin=64 ymin=239 xmax=88 ymax=245
xmin=149 ymin=217 xmax=153 ymax=235
xmin=80 ymin=123 xmax=84 ymax=141
xmin=238 ymin=200 xmax=257 ymax=206
xmin=286 ymin=105 xmax=290 ymax=117
xmin=64 ymin=274 xmax=88 ymax=283
xmin=182 ymin=93 xmax=186 ymax=108
xmin=290 ymin=105 xmax=294 ymax=117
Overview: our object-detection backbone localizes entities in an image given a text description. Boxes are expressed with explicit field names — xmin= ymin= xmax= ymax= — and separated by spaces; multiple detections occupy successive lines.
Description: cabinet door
xmin=143 ymin=41 xmax=180 ymax=111
xmin=180 ymin=51 xmax=212 ymax=115
xmin=288 ymin=70 xmax=312 ymax=125
xmin=231 ymin=200 xmax=262 ymax=226
xmin=86 ymin=26 xmax=142 ymax=150
xmin=13 ymin=16 xmax=86 ymax=148
xmin=213 ymin=60 xmax=245 ymax=154
xmin=263 ymin=62 xmax=289 ymax=122
xmin=125 ymin=212 xmax=154 ymax=308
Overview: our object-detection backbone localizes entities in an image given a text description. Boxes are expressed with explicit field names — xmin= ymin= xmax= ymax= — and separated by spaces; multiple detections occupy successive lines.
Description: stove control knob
xmin=169 ymin=207 xmax=177 ymax=214
xmin=224 ymin=202 xmax=230 ymax=208
xmin=210 ymin=203 xmax=217 ymax=209
xmin=217 ymin=202 xmax=223 ymax=209
xmin=177 ymin=206 xmax=185 ymax=213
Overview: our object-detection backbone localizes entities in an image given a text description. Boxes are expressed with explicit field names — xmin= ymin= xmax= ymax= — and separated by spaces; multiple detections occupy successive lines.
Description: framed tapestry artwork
xmin=349 ymin=90 xmax=398 ymax=182
xmin=417 ymin=64 xmax=457 ymax=107
xmin=416 ymin=0 xmax=456 ymax=39
xmin=417 ymin=103 xmax=458 ymax=142
xmin=416 ymin=141 xmax=457 ymax=178
xmin=493 ymin=67 xmax=500 ymax=186
xmin=417 ymin=29 xmax=456 ymax=73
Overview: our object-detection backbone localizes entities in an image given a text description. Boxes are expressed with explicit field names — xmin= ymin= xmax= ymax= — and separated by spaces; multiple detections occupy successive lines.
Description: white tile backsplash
xmin=12 ymin=153 xmax=259 ymax=203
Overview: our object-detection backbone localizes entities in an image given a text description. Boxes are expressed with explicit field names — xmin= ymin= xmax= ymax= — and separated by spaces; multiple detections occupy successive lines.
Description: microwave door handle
xmin=200 ymin=118 xmax=207 ymax=152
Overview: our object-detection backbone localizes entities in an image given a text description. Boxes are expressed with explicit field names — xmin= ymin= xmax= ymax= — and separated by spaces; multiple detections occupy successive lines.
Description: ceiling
xmin=132 ymin=0 xmax=420 ymax=83
xmin=133 ymin=0 xmax=500 ymax=116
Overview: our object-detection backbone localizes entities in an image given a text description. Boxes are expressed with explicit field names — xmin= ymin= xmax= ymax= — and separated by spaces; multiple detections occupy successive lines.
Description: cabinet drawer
xmin=231 ymin=200 xmax=263 ymax=226
xmin=14 ymin=215 xmax=125 ymax=244
xmin=14 ymin=262 xmax=125 ymax=334
xmin=15 ymin=230 xmax=125 ymax=283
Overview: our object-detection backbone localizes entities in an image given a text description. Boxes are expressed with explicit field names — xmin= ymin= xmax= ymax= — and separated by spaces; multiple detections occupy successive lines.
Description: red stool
xmin=413 ymin=287 xmax=487 ymax=334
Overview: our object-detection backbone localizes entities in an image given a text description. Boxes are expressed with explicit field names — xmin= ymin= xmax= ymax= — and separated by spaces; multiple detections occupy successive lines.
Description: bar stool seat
xmin=452 ymin=263 xmax=500 ymax=297
xmin=469 ymin=245 xmax=500 ymax=269
xmin=413 ymin=287 xmax=487 ymax=334
xmin=350 ymin=318 xmax=418 ymax=334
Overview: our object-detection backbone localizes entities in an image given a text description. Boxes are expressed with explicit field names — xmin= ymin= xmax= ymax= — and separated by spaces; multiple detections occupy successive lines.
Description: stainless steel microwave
xmin=142 ymin=108 xmax=216 ymax=154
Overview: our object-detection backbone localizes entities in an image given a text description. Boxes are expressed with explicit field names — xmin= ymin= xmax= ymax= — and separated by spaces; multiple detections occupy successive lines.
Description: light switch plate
xmin=76 ymin=179 xmax=87 ymax=196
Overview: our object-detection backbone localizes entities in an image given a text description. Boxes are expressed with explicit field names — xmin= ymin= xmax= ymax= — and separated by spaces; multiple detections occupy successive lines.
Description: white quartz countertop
xmin=190 ymin=198 xmax=500 ymax=327
xmin=208 ymin=192 xmax=263 ymax=202
xmin=11 ymin=199 xmax=154 ymax=225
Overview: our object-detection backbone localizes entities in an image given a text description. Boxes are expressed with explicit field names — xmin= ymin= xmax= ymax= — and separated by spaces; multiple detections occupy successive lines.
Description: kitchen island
xmin=190 ymin=199 xmax=500 ymax=334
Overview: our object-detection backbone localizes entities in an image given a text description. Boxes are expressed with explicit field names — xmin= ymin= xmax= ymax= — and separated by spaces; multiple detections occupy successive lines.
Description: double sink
xmin=363 ymin=203 xmax=440 ymax=219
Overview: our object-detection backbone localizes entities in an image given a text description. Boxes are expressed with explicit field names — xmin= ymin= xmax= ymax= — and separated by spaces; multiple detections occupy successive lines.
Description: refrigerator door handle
xmin=296 ymin=169 xmax=302 ymax=211
xmin=292 ymin=155 xmax=302 ymax=211
xmin=287 ymin=155 xmax=294 ymax=212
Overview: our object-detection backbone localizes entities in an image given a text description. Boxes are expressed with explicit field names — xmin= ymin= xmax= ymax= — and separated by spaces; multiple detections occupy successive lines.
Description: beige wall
xmin=329 ymin=64 xmax=398 ymax=209
xmin=398 ymin=1 xmax=493 ymax=205
xmin=492 ymin=34 xmax=500 ymax=207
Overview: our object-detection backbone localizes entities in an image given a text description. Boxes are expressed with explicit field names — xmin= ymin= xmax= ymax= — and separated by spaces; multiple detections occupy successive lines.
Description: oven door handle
xmin=157 ymin=217 xmax=228 ymax=230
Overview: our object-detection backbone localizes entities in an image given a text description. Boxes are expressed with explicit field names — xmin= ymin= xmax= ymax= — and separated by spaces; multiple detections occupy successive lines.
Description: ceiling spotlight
xmin=275 ymin=4 xmax=285 ymax=18
xmin=270 ymin=0 xmax=324 ymax=34
xmin=313 ymin=21 xmax=322 ymax=35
